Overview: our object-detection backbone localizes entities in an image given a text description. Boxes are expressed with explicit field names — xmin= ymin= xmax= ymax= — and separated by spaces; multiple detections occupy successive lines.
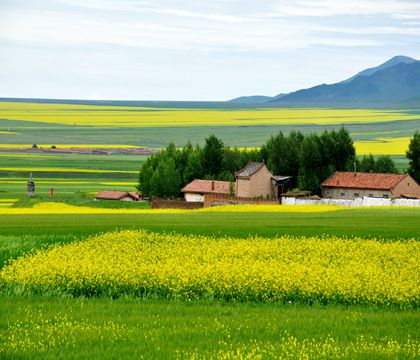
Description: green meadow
xmin=1 ymin=100 xmax=419 ymax=359
xmin=1 ymin=101 xmax=419 ymax=151
xmin=1 ymin=209 xmax=420 ymax=359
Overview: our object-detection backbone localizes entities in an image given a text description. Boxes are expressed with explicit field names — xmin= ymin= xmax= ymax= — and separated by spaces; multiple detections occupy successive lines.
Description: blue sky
xmin=1 ymin=0 xmax=419 ymax=100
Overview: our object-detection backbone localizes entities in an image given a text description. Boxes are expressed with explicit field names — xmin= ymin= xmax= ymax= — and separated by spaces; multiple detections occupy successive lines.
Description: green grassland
xmin=1 ymin=209 xmax=419 ymax=359
xmin=1 ymin=101 xmax=419 ymax=151
xmin=1 ymin=101 xmax=419 ymax=359
xmin=0 ymin=153 xmax=145 ymax=207
xmin=1 ymin=296 xmax=418 ymax=359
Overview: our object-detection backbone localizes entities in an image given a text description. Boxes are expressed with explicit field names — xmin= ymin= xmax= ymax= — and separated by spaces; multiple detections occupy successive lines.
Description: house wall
xmin=392 ymin=176 xmax=420 ymax=198
xmin=282 ymin=196 xmax=420 ymax=207
xmin=249 ymin=166 xmax=273 ymax=198
xmin=236 ymin=178 xmax=251 ymax=198
xmin=184 ymin=193 xmax=205 ymax=202
xmin=236 ymin=166 xmax=273 ymax=198
xmin=322 ymin=187 xmax=392 ymax=199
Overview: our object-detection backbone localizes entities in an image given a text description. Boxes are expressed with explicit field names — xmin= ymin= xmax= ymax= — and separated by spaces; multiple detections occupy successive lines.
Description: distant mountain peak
xmin=342 ymin=55 xmax=417 ymax=83
xmin=230 ymin=55 xmax=420 ymax=106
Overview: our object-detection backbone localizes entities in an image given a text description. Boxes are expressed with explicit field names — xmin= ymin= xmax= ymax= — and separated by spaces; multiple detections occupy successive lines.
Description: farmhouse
xmin=235 ymin=162 xmax=273 ymax=198
xmin=182 ymin=162 xmax=292 ymax=202
xmin=181 ymin=179 xmax=232 ymax=202
xmin=95 ymin=190 xmax=141 ymax=202
xmin=321 ymin=172 xmax=420 ymax=200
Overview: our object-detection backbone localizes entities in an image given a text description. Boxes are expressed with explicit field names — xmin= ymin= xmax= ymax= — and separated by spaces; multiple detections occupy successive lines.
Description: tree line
xmin=138 ymin=129 xmax=420 ymax=198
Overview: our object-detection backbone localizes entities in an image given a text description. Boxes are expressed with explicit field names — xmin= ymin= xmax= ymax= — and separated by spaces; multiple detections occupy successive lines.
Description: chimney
xmin=211 ymin=180 xmax=215 ymax=191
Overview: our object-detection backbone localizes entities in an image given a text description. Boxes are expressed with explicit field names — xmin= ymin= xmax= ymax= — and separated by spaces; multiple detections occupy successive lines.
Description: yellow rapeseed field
xmin=0 ymin=102 xmax=417 ymax=127
xmin=0 ymin=202 xmax=346 ymax=215
xmin=0 ymin=167 xmax=137 ymax=174
xmin=354 ymin=137 xmax=411 ymax=155
xmin=0 ymin=144 xmax=143 ymax=149
xmin=1 ymin=230 xmax=418 ymax=307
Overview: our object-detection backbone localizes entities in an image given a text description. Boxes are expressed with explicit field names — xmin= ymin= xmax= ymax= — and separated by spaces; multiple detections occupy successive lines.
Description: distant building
xmin=182 ymin=162 xmax=292 ymax=202
xmin=235 ymin=162 xmax=273 ymax=198
xmin=181 ymin=180 xmax=231 ymax=202
xmin=321 ymin=172 xmax=420 ymax=200
xmin=95 ymin=190 xmax=141 ymax=202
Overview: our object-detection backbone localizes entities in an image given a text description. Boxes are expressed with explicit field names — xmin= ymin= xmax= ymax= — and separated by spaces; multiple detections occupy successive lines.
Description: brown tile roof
xmin=321 ymin=172 xmax=408 ymax=190
xmin=95 ymin=190 xmax=138 ymax=200
xmin=236 ymin=162 xmax=268 ymax=178
xmin=181 ymin=179 xmax=231 ymax=194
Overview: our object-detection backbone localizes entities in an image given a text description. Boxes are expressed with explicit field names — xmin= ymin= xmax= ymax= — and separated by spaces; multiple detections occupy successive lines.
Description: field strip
xmin=0 ymin=167 xmax=137 ymax=174
xmin=0 ymin=131 xmax=20 ymax=134
xmin=1 ymin=102 xmax=419 ymax=127
xmin=0 ymin=202 xmax=349 ymax=214
xmin=0 ymin=144 xmax=144 ymax=149
xmin=2 ymin=229 xmax=418 ymax=307
xmin=354 ymin=137 xmax=411 ymax=155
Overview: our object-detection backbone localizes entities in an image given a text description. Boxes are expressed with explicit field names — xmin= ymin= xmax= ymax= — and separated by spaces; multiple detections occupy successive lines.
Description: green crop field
xmin=0 ymin=208 xmax=419 ymax=359
xmin=1 ymin=101 xmax=419 ymax=153
xmin=0 ymin=100 xmax=419 ymax=359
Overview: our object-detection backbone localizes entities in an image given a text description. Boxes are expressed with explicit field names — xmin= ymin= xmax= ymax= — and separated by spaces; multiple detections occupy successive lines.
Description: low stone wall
xmin=151 ymin=197 xmax=204 ymax=209
xmin=282 ymin=196 xmax=420 ymax=207
xmin=204 ymin=194 xmax=278 ymax=208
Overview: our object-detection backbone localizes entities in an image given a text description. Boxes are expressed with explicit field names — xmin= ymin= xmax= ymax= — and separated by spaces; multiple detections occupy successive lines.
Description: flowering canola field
xmin=2 ymin=230 xmax=418 ymax=307
xmin=0 ymin=202 xmax=346 ymax=214
xmin=1 ymin=102 xmax=418 ymax=127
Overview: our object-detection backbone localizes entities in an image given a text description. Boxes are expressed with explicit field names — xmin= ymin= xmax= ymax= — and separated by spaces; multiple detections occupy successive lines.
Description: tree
xmin=332 ymin=127 xmax=356 ymax=171
xmin=202 ymin=135 xmax=224 ymax=177
xmin=298 ymin=134 xmax=323 ymax=194
xmin=358 ymin=154 xmax=376 ymax=173
xmin=260 ymin=131 xmax=303 ymax=187
xmin=375 ymin=156 xmax=398 ymax=174
xmin=407 ymin=131 xmax=420 ymax=183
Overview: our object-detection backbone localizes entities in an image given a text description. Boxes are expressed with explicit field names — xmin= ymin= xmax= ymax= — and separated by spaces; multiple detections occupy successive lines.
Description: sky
xmin=0 ymin=0 xmax=420 ymax=101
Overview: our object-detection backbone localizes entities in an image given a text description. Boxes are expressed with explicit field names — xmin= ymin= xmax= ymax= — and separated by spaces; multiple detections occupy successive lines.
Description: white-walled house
xmin=181 ymin=179 xmax=231 ymax=202
xmin=321 ymin=172 xmax=420 ymax=200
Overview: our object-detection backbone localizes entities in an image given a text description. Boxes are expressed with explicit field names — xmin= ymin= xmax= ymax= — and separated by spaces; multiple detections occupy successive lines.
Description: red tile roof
xmin=95 ymin=190 xmax=139 ymax=200
xmin=181 ymin=179 xmax=231 ymax=194
xmin=321 ymin=172 xmax=408 ymax=190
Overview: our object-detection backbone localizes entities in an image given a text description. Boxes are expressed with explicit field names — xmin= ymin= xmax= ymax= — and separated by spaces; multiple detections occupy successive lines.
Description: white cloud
xmin=270 ymin=0 xmax=420 ymax=18
xmin=0 ymin=0 xmax=419 ymax=100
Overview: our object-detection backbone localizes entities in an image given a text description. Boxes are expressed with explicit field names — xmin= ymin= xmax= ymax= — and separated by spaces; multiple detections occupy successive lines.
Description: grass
xmin=0 ymin=207 xmax=419 ymax=359
xmin=0 ymin=101 xmax=419 ymax=358
xmin=0 ymin=296 xmax=418 ymax=359
xmin=1 ymin=208 xmax=419 ymax=268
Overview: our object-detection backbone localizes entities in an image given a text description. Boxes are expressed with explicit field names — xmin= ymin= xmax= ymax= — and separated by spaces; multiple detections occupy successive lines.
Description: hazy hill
xmin=230 ymin=56 xmax=420 ymax=106
xmin=270 ymin=61 xmax=420 ymax=104
xmin=229 ymin=95 xmax=273 ymax=103
xmin=341 ymin=55 xmax=416 ymax=83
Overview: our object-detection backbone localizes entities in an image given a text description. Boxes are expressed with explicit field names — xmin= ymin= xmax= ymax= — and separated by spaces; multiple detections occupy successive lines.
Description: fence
xmin=281 ymin=196 xmax=420 ymax=207
xmin=151 ymin=197 xmax=204 ymax=209
xmin=204 ymin=194 xmax=278 ymax=208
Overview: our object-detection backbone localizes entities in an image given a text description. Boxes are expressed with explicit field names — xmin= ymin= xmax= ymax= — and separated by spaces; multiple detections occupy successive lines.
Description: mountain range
xmin=230 ymin=56 xmax=420 ymax=106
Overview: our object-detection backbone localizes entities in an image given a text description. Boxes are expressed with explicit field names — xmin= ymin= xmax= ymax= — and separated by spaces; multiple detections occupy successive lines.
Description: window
xmin=368 ymin=194 xmax=373 ymax=197
xmin=383 ymin=194 xmax=389 ymax=198
xmin=340 ymin=192 xmax=345 ymax=197
xmin=354 ymin=193 xmax=360 ymax=197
